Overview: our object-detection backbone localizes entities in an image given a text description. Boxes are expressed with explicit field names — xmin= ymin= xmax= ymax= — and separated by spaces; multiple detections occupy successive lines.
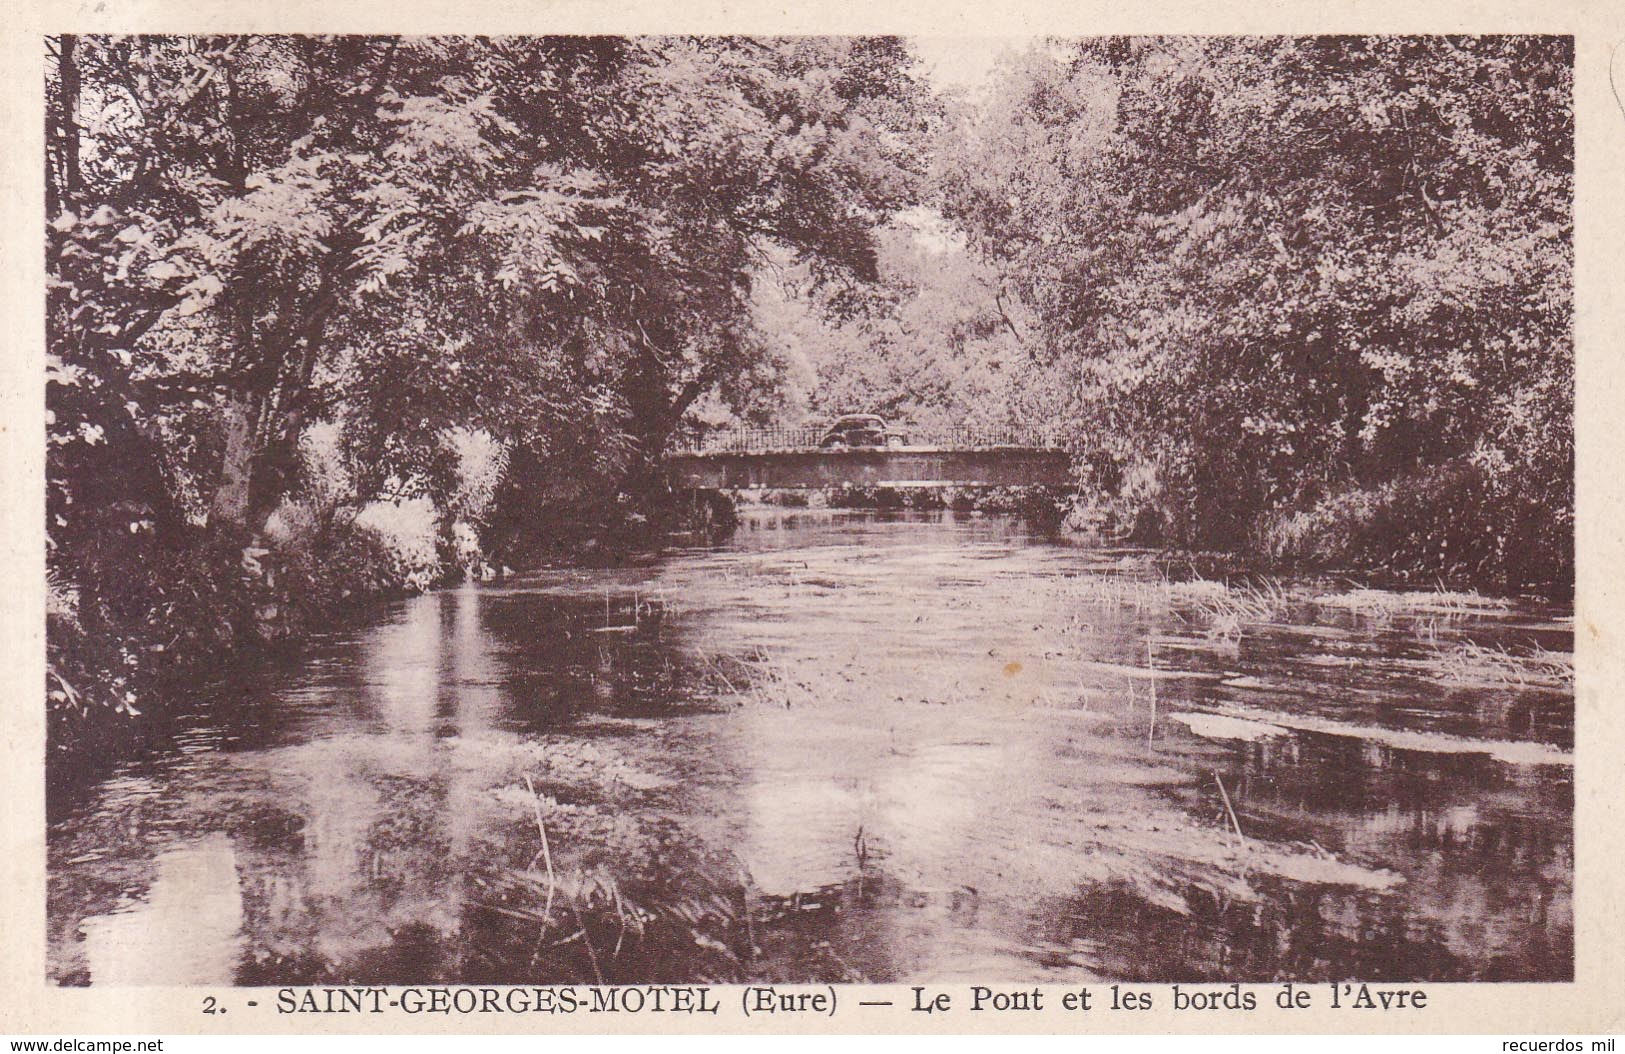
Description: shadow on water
xmin=47 ymin=511 xmax=1573 ymax=984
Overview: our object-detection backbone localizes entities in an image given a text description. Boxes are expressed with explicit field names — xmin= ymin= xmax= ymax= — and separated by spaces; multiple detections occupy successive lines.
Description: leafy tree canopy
xmin=46 ymin=34 xmax=931 ymax=563
xmin=937 ymin=35 xmax=1571 ymax=572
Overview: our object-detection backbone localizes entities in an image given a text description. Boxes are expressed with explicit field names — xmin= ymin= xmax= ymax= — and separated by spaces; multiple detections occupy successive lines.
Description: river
xmin=47 ymin=510 xmax=1574 ymax=985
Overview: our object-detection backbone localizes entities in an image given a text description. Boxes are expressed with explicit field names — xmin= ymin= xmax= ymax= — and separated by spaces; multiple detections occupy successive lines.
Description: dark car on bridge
xmin=818 ymin=414 xmax=907 ymax=450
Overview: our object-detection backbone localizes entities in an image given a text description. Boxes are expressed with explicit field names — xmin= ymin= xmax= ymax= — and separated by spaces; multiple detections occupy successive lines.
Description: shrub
xmin=1259 ymin=459 xmax=1572 ymax=593
xmin=48 ymin=487 xmax=448 ymax=750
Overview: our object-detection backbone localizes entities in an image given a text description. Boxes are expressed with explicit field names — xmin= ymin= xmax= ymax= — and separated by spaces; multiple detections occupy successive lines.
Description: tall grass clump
xmin=1430 ymin=639 xmax=1573 ymax=690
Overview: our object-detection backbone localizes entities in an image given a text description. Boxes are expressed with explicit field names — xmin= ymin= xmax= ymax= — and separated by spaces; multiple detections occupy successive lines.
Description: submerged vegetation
xmin=46 ymin=518 xmax=1573 ymax=983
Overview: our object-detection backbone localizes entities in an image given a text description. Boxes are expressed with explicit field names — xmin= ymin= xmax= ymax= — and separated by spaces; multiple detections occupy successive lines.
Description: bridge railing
xmin=669 ymin=426 xmax=827 ymax=453
xmin=668 ymin=425 xmax=1067 ymax=455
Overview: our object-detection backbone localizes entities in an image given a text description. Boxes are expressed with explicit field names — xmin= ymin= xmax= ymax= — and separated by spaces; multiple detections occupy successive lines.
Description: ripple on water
xmin=47 ymin=511 xmax=1573 ymax=985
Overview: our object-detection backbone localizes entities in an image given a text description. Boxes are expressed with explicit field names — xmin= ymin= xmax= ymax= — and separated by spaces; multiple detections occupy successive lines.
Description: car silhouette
xmin=818 ymin=414 xmax=907 ymax=449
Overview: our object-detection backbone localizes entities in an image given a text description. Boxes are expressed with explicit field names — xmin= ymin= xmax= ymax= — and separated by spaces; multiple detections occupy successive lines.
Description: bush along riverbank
xmin=46 ymin=451 xmax=722 ymax=770
xmin=49 ymin=498 xmax=438 ymax=766
xmin=1072 ymin=459 xmax=1571 ymax=599
xmin=1254 ymin=460 xmax=1572 ymax=597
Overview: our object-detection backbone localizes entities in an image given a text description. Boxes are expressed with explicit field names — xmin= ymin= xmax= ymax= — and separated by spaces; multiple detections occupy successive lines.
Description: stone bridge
xmin=666 ymin=427 xmax=1072 ymax=490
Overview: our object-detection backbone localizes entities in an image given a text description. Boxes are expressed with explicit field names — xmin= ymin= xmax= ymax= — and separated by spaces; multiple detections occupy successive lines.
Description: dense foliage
xmin=46 ymin=34 xmax=1574 ymax=740
xmin=46 ymin=34 xmax=928 ymax=727
xmin=935 ymin=37 xmax=1572 ymax=586
xmin=726 ymin=224 xmax=1042 ymax=433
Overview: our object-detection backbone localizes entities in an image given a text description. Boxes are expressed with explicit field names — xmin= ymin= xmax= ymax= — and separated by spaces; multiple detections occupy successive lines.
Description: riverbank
xmin=46 ymin=474 xmax=734 ymax=771
xmin=47 ymin=504 xmax=438 ymax=771
xmin=735 ymin=468 xmax=1574 ymax=600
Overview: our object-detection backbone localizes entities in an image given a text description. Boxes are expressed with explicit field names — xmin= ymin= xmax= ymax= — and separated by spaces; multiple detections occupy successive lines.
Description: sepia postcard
xmin=2 ymin=0 xmax=1623 ymax=1038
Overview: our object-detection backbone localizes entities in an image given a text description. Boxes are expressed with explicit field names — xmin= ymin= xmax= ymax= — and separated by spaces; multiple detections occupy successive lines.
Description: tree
xmin=46 ymin=34 xmax=929 ymax=541
xmin=938 ymin=36 xmax=1572 ymax=582
xmin=740 ymin=222 xmax=1045 ymax=434
xmin=45 ymin=34 xmax=932 ymax=718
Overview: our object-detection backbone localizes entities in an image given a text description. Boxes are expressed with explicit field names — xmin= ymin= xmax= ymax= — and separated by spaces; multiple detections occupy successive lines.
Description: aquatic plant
xmin=1309 ymin=586 xmax=1510 ymax=620
xmin=1429 ymin=638 xmax=1573 ymax=690
xmin=475 ymin=778 xmax=752 ymax=984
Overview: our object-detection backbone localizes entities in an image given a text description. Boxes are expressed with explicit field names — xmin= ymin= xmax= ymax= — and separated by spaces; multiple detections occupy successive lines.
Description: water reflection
xmin=48 ymin=511 xmax=1573 ymax=984
xmin=81 ymin=834 xmax=244 ymax=986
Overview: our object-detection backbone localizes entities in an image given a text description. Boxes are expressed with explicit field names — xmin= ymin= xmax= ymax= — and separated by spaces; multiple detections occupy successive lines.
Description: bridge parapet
xmin=666 ymin=446 xmax=1074 ymax=489
xmin=669 ymin=425 xmax=1065 ymax=455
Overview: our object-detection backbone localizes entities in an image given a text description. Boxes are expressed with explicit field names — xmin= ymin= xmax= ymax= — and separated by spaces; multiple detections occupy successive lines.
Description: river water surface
xmin=48 ymin=511 xmax=1573 ymax=985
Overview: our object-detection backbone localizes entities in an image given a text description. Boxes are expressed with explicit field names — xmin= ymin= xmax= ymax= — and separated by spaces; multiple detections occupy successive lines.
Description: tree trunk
xmin=57 ymin=36 xmax=81 ymax=207
xmin=210 ymin=393 xmax=258 ymax=530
